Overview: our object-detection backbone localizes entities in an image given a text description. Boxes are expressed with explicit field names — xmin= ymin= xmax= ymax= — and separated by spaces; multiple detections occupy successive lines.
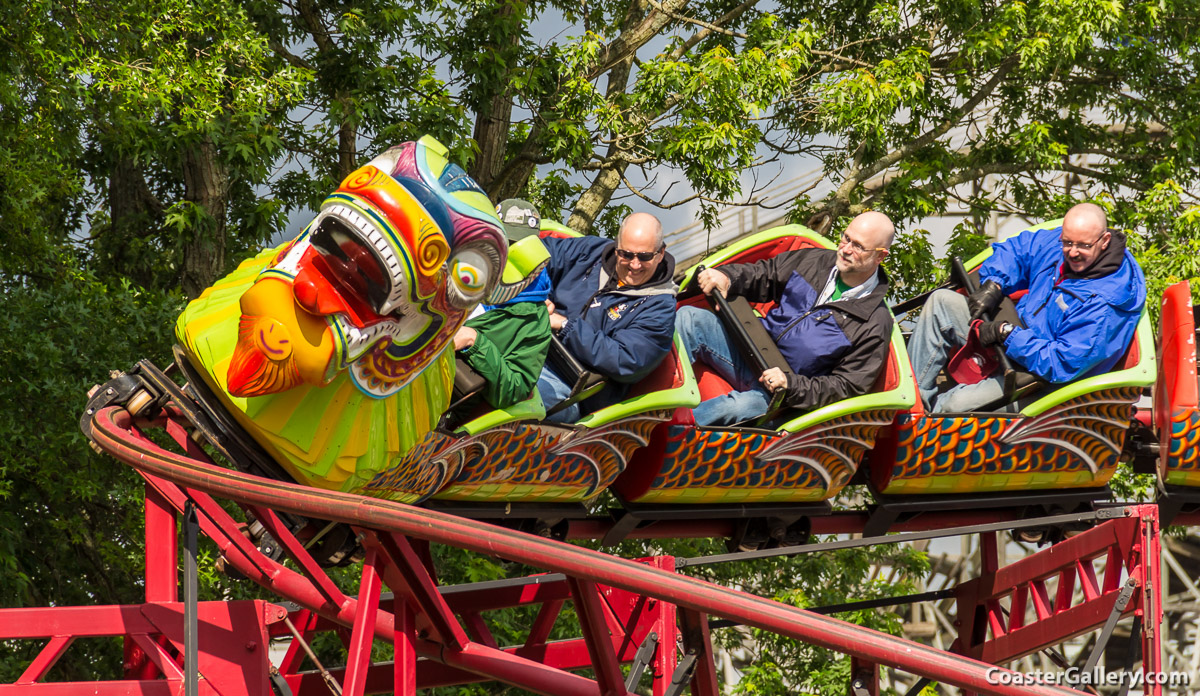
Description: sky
xmin=268 ymin=6 xmax=1052 ymax=261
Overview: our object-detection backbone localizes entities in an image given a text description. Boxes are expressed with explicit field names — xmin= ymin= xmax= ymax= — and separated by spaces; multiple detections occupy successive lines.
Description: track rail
xmin=88 ymin=405 xmax=1094 ymax=696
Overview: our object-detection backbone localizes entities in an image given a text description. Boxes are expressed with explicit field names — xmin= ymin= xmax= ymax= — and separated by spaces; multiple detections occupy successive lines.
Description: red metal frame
xmin=0 ymin=601 xmax=285 ymax=695
xmin=953 ymin=505 xmax=1163 ymax=694
xmin=8 ymin=405 xmax=1168 ymax=696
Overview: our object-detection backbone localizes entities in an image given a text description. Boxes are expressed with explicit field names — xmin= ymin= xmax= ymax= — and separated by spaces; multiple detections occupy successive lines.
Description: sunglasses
xmin=616 ymin=246 xmax=663 ymax=263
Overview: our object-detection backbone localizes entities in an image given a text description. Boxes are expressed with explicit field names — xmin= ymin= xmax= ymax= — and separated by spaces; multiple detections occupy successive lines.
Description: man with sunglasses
xmin=537 ymin=212 xmax=679 ymax=423
xmin=907 ymin=202 xmax=1146 ymax=412
xmin=680 ymin=210 xmax=896 ymax=427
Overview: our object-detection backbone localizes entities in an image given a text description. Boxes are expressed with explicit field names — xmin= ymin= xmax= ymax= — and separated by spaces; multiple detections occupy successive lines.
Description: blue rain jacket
xmin=980 ymin=226 xmax=1146 ymax=384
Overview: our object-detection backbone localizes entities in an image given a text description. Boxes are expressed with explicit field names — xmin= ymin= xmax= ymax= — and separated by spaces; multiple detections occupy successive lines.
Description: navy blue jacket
xmin=543 ymin=235 xmax=678 ymax=384
xmin=720 ymin=248 xmax=893 ymax=412
xmin=980 ymin=225 xmax=1145 ymax=383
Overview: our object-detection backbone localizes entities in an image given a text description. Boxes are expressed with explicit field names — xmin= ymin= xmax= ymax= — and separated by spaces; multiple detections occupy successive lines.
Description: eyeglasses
xmin=1060 ymin=234 xmax=1107 ymax=251
xmin=838 ymin=234 xmax=887 ymax=256
xmin=616 ymin=247 xmax=663 ymax=263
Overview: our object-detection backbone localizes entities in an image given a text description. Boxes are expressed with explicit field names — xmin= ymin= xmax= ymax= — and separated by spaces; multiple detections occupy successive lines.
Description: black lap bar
xmin=544 ymin=335 xmax=606 ymax=418
xmin=951 ymin=258 xmax=1043 ymax=402
xmin=702 ymin=268 xmax=796 ymax=418
xmin=450 ymin=358 xmax=489 ymax=411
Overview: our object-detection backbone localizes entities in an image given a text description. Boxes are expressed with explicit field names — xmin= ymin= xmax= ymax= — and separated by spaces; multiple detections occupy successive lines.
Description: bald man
xmin=908 ymin=202 xmax=1146 ymax=412
xmin=681 ymin=211 xmax=897 ymax=427
xmin=537 ymin=212 xmax=679 ymax=423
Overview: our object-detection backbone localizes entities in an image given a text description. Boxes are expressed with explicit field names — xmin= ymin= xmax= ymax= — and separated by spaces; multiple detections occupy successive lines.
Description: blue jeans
xmin=537 ymin=365 xmax=624 ymax=424
xmin=677 ymin=305 xmax=771 ymax=427
xmin=537 ymin=366 xmax=580 ymax=424
xmin=908 ymin=289 xmax=1005 ymax=413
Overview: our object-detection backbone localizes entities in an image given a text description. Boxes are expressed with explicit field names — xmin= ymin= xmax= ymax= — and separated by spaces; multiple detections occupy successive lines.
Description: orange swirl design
xmin=343 ymin=167 xmax=385 ymax=191
xmin=416 ymin=225 xmax=450 ymax=276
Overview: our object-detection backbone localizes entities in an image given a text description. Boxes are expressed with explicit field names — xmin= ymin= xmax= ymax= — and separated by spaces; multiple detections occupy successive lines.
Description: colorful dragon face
xmin=226 ymin=136 xmax=506 ymax=399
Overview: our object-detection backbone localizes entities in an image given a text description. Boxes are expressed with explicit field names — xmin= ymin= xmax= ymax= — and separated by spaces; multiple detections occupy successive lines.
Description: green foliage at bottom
xmin=0 ymin=272 xmax=180 ymax=680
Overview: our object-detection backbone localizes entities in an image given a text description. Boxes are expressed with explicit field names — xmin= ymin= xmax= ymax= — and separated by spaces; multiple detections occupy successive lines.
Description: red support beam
xmin=525 ymin=599 xmax=565 ymax=647
xmin=0 ymin=601 xmax=283 ymax=696
xmin=461 ymin=612 xmax=498 ymax=649
xmin=954 ymin=506 xmax=1161 ymax=669
xmin=15 ymin=636 xmax=73 ymax=685
xmin=0 ymin=683 xmax=183 ymax=695
xmin=444 ymin=575 xmax=571 ymax=614
xmin=394 ymin=598 xmax=416 ymax=696
xmin=646 ymin=557 xmax=678 ymax=696
xmin=372 ymin=532 xmax=469 ymax=650
xmin=248 ymin=504 xmax=345 ymax=608
xmin=128 ymin=632 xmax=185 ymax=680
xmin=679 ymin=609 xmax=719 ymax=696
xmin=144 ymin=485 xmax=177 ymax=603
xmin=344 ymin=545 xmax=383 ymax=696
xmin=568 ymin=578 xmax=629 ymax=696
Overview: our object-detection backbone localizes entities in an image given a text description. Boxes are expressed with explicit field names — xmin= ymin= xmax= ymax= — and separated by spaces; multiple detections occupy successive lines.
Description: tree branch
xmin=822 ymin=54 xmax=1019 ymax=222
xmin=268 ymin=40 xmax=315 ymax=71
xmin=646 ymin=0 xmax=747 ymax=40
xmin=589 ymin=0 xmax=689 ymax=78
xmin=862 ymin=54 xmax=1019 ymax=183
xmin=669 ymin=0 xmax=760 ymax=59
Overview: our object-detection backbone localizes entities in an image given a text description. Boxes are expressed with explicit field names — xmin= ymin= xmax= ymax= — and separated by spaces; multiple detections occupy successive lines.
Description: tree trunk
xmin=180 ymin=137 xmax=230 ymax=299
xmin=489 ymin=127 xmax=543 ymax=202
xmin=338 ymin=118 xmax=358 ymax=180
xmin=567 ymin=158 xmax=629 ymax=234
xmin=473 ymin=92 xmax=515 ymax=194
xmin=469 ymin=2 xmax=520 ymax=194
xmin=106 ymin=157 xmax=164 ymax=287
xmin=566 ymin=48 xmax=636 ymax=234
xmin=109 ymin=157 xmax=163 ymax=229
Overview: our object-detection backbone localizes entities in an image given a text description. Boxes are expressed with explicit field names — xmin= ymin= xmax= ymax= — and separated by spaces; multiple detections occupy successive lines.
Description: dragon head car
xmin=175 ymin=136 xmax=507 ymax=492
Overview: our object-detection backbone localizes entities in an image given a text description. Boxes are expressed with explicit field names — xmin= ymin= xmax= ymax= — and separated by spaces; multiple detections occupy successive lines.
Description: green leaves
xmin=0 ymin=270 xmax=180 ymax=677
xmin=82 ymin=0 xmax=310 ymax=129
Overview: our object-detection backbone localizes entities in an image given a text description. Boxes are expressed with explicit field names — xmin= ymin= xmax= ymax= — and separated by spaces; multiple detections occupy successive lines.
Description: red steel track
xmin=74 ymin=404 xmax=1105 ymax=696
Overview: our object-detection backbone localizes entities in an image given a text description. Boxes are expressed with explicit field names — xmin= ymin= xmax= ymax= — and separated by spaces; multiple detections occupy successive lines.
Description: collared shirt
xmin=817 ymin=265 xmax=879 ymax=306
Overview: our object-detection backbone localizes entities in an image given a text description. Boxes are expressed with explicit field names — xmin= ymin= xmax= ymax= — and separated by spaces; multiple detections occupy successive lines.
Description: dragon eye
xmin=446 ymin=246 xmax=496 ymax=309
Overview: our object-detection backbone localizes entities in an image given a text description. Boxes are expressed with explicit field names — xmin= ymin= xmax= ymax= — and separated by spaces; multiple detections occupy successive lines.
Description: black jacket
xmin=720 ymin=248 xmax=893 ymax=413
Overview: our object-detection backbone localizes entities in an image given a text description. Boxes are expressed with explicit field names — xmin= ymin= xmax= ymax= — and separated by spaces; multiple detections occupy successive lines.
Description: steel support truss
xmin=951 ymin=504 xmax=1165 ymax=694
xmin=2 ymin=404 xmax=1169 ymax=696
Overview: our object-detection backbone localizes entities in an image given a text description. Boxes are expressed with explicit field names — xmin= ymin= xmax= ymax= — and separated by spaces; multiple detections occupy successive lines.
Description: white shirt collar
xmin=817 ymin=265 xmax=879 ymax=305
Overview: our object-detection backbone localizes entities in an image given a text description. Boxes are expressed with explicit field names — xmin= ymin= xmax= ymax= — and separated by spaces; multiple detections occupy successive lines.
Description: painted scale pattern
xmin=354 ymin=430 xmax=477 ymax=503
xmin=636 ymin=410 xmax=897 ymax=505
xmin=1164 ymin=407 xmax=1200 ymax=486
xmin=881 ymin=387 xmax=1142 ymax=495
xmin=430 ymin=413 xmax=670 ymax=503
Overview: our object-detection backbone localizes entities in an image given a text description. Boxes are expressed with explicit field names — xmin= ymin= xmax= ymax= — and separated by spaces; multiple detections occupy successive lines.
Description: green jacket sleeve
xmin=462 ymin=304 xmax=552 ymax=408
